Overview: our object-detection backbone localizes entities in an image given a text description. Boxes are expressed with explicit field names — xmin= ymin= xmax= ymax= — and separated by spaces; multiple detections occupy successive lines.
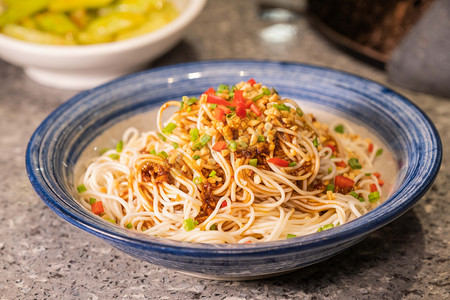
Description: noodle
xmin=76 ymin=80 xmax=386 ymax=243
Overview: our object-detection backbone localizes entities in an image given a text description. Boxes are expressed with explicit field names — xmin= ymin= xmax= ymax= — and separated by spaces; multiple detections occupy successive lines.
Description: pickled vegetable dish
xmin=0 ymin=0 xmax=178 ymax=45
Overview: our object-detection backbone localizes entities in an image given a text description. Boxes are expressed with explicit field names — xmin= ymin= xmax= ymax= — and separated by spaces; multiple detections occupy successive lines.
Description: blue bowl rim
xmin=26 ymin=59 xmax=442 ymax=256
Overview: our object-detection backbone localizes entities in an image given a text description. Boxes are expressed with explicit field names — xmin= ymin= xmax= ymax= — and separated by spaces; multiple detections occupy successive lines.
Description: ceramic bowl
xmin=0 ymin=0 xmax=206 ymax=90
xmin=26 ymin=60 xmax=442 ymax=280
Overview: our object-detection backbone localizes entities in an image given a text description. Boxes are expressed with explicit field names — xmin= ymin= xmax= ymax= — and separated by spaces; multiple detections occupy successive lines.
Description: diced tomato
xmin=214 ymin=107 xmax=225 ymax=122
xmin=326 ymin=143 xmax=336 ymax=153
xmin=368 ymin=143 xmax=374 ymax=153
xmin=250 ymin=103 xmax=261 ymax=116
xmin=207 ymin=94 xmax=232 ymax=106
xmin=374 ymin=172 xmax=381 ymax=178
xmin=217 ymin=104 xmax=231 ymax=114
xmin=221 ymin=201 xmax=227 ymax=208
xmin=212 ymin=140 xmax=227 ymax=151
xmin=91 ymin=201 xmax=104 ymax=215
xmin=267 ymin=157 xmax=290 ymax=167
xmin=336 ymin=161 xmax=346 ymax=168
xmin=370 ymin=183 xmax=377 ymax=192
xmin=247 ymin=78 xmax=256 ymax=86
xmin=335 ymin=175 xmax=354 ymax=188
xmin=378 ymin=179 xmax=384 ymax=186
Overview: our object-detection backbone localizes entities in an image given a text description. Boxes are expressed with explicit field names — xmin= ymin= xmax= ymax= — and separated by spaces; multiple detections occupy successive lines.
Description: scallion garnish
xmin=326 ymin=184 xmax=335 ymax=191
xmin=249 ymin=158 xmax=258 ymax=167
xmin=116 ymin=140 xmax=123 ymax=153
xmin=257 ymin=135 xmax=265 ymax=142
xmin=191 ymin=142 xmax=203 ymax=151
xmin=126 ymin=223 xmax=132 ymax=229
xmin=240 ymin=141 xmax=248 ymax=149
xmin=186 ymin=106 xmax=192 ymax=112
xmin=229 ymin=140 xmax=237 ymax=151
xmin=348 ymin=158 xmax=362 ymax=169
xmin=289 ymin=162 xmax=297 ymax=167
xmin=349 ymin=191 xmax=359 ymax=199
xmin=368 ymin=191 xmax=380 ymax=203
xmin=272 ymin=87 xmax=278 ymax=94
xmin=323 ymin=224 xmax=334 ymax=230
xmin=252 ymin=93 xmax=264 ymax=101
xmin=99 ymin=148 xmax=109 ymax=155
xmin=296 ymin=108 xmax=303 ymax=117
xmin=150 ymin=149 xmax=156 ymax=155
xmin=193 ymin=155 xmax=200 ymax=160
xmin=209 ymin=104 xmax=217 ymax=109
xmin=210 ymin=224 xmax=217 ymax=230
xmin=77 ymin=184 xmax=86 ymax=193
xmin=109 ymin=153 xmax=120 ymax=160
xmin=193 ymin=176 xmax=202 ymax=184
xmin=226 ymin=112 xmax=236 ymax=119
xmin=313 ymin=137 xmax=319 ymax=148
xmin=162 ymin=122 xmax=177 ymax=135
xmin=272 ymin=103 xmax=290 ymax=111
xmin=200 ymin=134 xmax=211 ymax=145
xmin=209 ymin=170 xmax=217 ymax=178
xmin=334 ymin=124 xmax=344 ymax=133
xmin=217 ymin=84 xmax=229 ymax=93
xmin=376 ymin=148 xmax=383 ymax=156
xmin=89 ymin=197 xmax=96 ymax=204
xmin=189 ymin=128 xmax=199 ymax=141
xmin=158 ymin=151 xmax=168 ymax=158
xmin=172 ymin=142 xmax=179 ymax=149
xmin=157 ymin=133 xmax=167 ymax=142
xmin=186 ymin=97 xmax=198 ymax=106
xmin=183 ymin=218 xmax=198 ymax=231
xmin=262 ymin=87 xmax=271 ymax=95
xmin=286 ymin=234 xmax=296 ymax=239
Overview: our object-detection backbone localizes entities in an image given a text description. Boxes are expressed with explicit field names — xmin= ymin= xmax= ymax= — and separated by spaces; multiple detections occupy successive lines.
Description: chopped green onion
xmin=109 ymin=153 xmax=120 ymax=160
xmin=192 ymin=155 xmax=200 ymax=160
xmin=180 ymin=99 xmax=184 ymax=110
xmin=217 ymin=84 xmax=229 ymax=93
xmin=186 ymin=97 xmax=198 ymax=106
xmin=172 ymin=142 xmax=179 ymax=149
xmin=229 ymin=140 xmax=237 ymax=151
xmin=334 ymin=124 xmax=344 ymax=133
xmin=262 ymin=87 xmax=271 ymax=95
xmin=105 ymin=218 xmax=115 ymax=223
xmin=348 ymin=158 xmax=362 ymax=169
xmin=349 ymin=191 xmax=359 ymax=199
xmin=326 ymin=184 xmax=335 ymax=191
xmin=150 ymin=149 xmax=156 ymax=155
xmin=193 ymin=176 xmax=202 ymax=184
xmin=209 ymin=170 xmax=217 ymax=178
xmin=200 ymin=134 xmax=211 ymax=145
xmin=286 ymin=234 xmax=296 ymax=239
xmin=317 ymin=227 xmax=323 ymax=232
xmin=252 ymin=93 xmax=264 ymax=101
xmin=126 ymin=223 xmax=132 ymax=229
xmin=189 ymin=128 xmax=199 ymax=141
xmin=209 ymin=104 xmax=217 ymax=109
xmin=323 ymin=224 xmax=334 ymax=230
xmin=249 ymin=158 xmax=258 ymax=167
xmin=358 ymin=197 xmax=365 ymax=202
xmin=186 ymin=106 xmax=192 ymax=112
xmin=183 ymin=218 xmax=198 ymax=231
xmin=376 ymin=148 xmax=383 ymax=156
xmin=272 ymin=103 xmax=290 ymax=111
xmin=296 ymin=108 xmax=303 ymax=117
xmin=240 ymin=141 xmax=248 ymax=149
xmin=89 ymin=197 xmax=96 ymax=204
xmin=77 ymin=184 xmax=86 ymax=193
xmin=257 ymin=135 xmax=265 ymax=142
xmin=313 ymin=137 xmax=319 ymax=148
xmin=327 ymin=166 xmax=332 ymax=174
xmin=368 ymin=191 xmax=380 ymax=203
xmin=116 ymin=140 xmax=123 ymax=153
xmin=226 ymin=112 xmax=236 ymax=119
xmin=210 ymin=224 xmax=217 ymax=230
xmin=99 ymin=148 xmax=109 ymax=155
xmin=289 ymin=162 xmax=297 ymax=167
xmin=272 ymin=87 xmax=278 ymax=94
xmin=158 ymin=151 xmax=168 ymax=158
xmin=162 ymin=122 xmax=177 ymax=135
xmin=365 ymin=173 xmax=371 ymax=176
xmin=191 ymin=142 xmax=203 ymax=151
xmin=157 ymin=133 xmax=167 ymax=142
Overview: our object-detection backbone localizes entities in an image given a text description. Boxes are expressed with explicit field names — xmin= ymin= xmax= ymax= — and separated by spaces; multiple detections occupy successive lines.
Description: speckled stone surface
xmin=0 ymin=1 xmax=449 ymax=299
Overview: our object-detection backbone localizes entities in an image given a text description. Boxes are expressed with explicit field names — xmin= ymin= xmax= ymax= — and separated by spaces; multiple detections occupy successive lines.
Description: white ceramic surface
xmin=0 ymin=0 xmax=206 ymax=90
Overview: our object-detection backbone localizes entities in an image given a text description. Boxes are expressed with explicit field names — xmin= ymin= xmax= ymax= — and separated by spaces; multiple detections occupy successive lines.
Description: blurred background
xmin=0 ymin=0 xmax=449 ymax=299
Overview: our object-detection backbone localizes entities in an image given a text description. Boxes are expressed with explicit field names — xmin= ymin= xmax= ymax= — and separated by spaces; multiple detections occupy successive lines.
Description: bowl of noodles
xmin=26 ymin=60 xmax=442 ymax=280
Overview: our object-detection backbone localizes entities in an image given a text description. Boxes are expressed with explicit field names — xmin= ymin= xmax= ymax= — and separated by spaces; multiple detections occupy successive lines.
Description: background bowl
xmin=26 ymin=60 xmax=442 ymax=280
xmin=0 ymin=0 xmax=206 ymax=90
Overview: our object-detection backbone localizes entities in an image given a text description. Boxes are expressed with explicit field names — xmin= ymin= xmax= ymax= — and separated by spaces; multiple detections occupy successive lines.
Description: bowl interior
xmin=26 ymin=60 xmax=442 ymax=253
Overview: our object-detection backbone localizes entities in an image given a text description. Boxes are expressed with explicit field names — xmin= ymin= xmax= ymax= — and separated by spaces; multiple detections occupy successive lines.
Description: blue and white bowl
xmin=26 ymin=60 xmax=442 ymax=280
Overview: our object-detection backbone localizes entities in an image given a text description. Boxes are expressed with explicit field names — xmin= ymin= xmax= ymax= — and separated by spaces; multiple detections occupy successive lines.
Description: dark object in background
xmin=387 ymin=0 xmax=450 ymax=98
xmin=308 ymin=0 xmax=434 ymax=64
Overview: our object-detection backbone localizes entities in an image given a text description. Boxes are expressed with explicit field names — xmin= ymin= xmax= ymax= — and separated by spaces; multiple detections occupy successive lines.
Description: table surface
xmin=1 ymin=1 xmax=449 ymax=299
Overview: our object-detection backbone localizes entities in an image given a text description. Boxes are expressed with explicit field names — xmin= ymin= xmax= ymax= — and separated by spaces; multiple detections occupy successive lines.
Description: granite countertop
xmin=0 ymin=1 xmax=449 ymax=299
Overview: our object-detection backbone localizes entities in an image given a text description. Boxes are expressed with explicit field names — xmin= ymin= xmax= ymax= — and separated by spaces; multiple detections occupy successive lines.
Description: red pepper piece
xmin=335 ymin=175 xmax=355 ymax=188
xmin=214 ymin=107 xmax=225 ymax=122
xmin=250 ymin=103 xmax=261 ymax=116
xmin=326 ymin=143 xmax=336 ymax=153
xmin=207 ymin=94 xmax=232 ymax=106
xmin=378 ymin=179 xmax=384 ymax=186
xmin=217 ymin=104 xmax=231 ymax=114
xmin=212 ymin=140 xmax=227 ymax=151
xmin=221 ymin=201 xmax=227 ymax=208
xmin=368 ymin=143 xmax=374 ymax=153
xmin=235 ymin=105 xmax=247 ymax=118
xmin=91 ymin=201 xmax=104 ymax=215
xmin=336 ymin=161 xmax=346 ymax=168
xmin=370 ymin=183 xmax=377 ymax=192
xmin=203 ymin=87 xmax=215 ymax=96
xmin=247 ymin=78 xmax=256 ymax=86
xmin=374 ymin=172 xmax=381 ymax=178
xmin=267 ymin=157 xmax=290 ymax=167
